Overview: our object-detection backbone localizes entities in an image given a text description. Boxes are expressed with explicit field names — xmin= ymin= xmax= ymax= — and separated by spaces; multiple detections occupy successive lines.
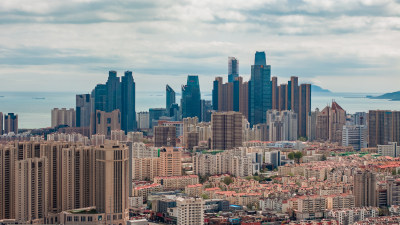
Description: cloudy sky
xmin=0 ymin=0 xmax=399 ymax=94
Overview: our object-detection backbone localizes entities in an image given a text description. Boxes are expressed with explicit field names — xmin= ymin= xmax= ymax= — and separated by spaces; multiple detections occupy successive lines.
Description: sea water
xmin=0 ymin=91 xmax=399 ymax=129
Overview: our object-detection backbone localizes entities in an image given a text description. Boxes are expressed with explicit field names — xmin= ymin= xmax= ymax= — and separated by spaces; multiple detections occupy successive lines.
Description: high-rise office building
xmin=51 ymin=108 xmax=76 ymax=128
xmin=90 ymin=71 xmax=136 ymax=134
xmin=249 ymin=51 xmax=272 ymax=126
xmin=181 ymin=75 xmax=201 ymax=120
xmin=154 ymin=126 xmax=176 ymax=147
xmin=76 ymin=94 xmax=91 ymax=128
xmin=149 ymin=108 xmax=166 ymax=129
xmin=266 ymin=110 xmax=298 ymax=141
xmin=299 ymin=84 xmax=311 ymax=138
xmin=329 ymin=101 xmax=346 ymax=144
xmin=368 ymin=110 xmax=400 ymax=147
xmin=354 ymin=170 xmax=377 ymax=207
xmin=307 ymin=109 xmax=318 ymax=141
xmin=342 ymin=125 xmax=368 ymax=151
xmin=4 ymin=113 xmax=18 ymax=134
xmin=271 ymin=77 xmax=311 ymax=138
xmin=121 ymin=71 xmax=136 ymax=132
xmin=213 ymin=76 xmax=249 ymax=119
xmin=228 ymin=57 xmax=239 ymax=83
xmin=271 ymin=76 xmax=278 ymax=110
xmin=93 ymin=109 xmax=121 ymax=137
xmin=95 ymin=141 xmax=129 ymax=224
xmin=315 ymin=101 xmax=346 ymax=143
xmin=105 ymin=70 xmax=122 ymax=112
xmin=201 ymin=100 xmax=212 ymax=122
xmin=136 ymin=111 xmax=150 ymax=130
xmin=15 ymin=157 xmax=48 ymax=224
xmin=211 ymin=111 xmax=243 ymax=150
xmin=166 ymin=85 xmax=176 ymax=116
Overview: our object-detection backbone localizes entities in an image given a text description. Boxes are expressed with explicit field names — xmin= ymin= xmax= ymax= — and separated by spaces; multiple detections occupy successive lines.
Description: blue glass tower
xmin=249 ymin=51 xmax=272 ymax=126
xmin=121 ymin=71 xmax=136 ymax=132
xmin=181 ymin=75 xmax=201 ymax=120
xmin=228 ymin=57 xmax=239 ymax=83
xmin=166 ymin=85 xmax=176 ymax=116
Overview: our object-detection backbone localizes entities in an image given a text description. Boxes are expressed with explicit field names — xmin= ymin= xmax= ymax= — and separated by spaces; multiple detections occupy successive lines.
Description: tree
xmin=201 ymin=193 xmax=209 ymax=199
xmin=288 ymin=152 xmax=295 ymax=160
xmin=223 ymin=176 xmax=233 ymax=185
xmin=294 ymin=152 xmax=303 ymax=163
xmin=321 ymin=155 xmax=327 ymax=161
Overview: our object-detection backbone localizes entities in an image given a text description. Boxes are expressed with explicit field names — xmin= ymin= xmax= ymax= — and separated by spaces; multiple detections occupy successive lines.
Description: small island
xmin=367 ymin=91 xmax=400 ymax=101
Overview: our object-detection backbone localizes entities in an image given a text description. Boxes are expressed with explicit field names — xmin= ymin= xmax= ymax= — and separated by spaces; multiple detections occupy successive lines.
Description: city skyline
xmin=0 ymin=0 xmax=399 ymax=93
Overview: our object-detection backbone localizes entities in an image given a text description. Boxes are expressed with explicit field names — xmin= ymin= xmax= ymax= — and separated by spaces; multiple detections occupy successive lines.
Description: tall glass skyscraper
xmin=121 ymin=71 xmax=136 ymax=132
xmin=181 ymin=75 xmax=201 ymax=120
xmin=105 ymin=71 xmax=121 ymax=112
xmin=166 ymin=84 xmax=176 ymax=116
xmin=249 ymin=51 xmax=272 ymax=126
xmin=228 ymin=57 xmax=239 ymax=83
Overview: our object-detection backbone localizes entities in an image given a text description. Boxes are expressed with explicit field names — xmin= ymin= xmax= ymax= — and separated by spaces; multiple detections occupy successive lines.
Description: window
xmin=81 ymin=217 xmax=86 ymax=222
xmin=74 ymin=216 xmax=79 ymax=222
xmin=67 ymin=216 xmax=72 ymax=222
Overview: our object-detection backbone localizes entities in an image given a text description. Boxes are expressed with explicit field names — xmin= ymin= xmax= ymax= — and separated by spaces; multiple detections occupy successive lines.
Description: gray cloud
xmin=0 ymin=0 xmax=399 ymax=93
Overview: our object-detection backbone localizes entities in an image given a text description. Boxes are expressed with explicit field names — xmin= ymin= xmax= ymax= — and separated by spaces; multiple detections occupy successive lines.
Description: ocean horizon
xmin=0 ymin=91 xmax=399 ymax=129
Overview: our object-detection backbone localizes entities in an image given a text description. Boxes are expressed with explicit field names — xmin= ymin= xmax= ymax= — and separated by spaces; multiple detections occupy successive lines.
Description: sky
xmin=0 ymin=0 xmax=399 ymax=94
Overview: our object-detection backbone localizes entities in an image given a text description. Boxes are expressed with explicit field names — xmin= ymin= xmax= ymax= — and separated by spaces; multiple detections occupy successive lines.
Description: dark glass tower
xmin=249 ymin=51 xmax=272 ymax=126
xmin=166 ymin=85 xmax=176 ymax=116
xmin=228 ymin=57 xmax=239 ymax=83
xmin=181 ymin=75 xmax=201 ymax=120
xmin=105 ymin=71 xmax=122 ymax=112
xmin=121 ymin=71 xmax=136 ymax=132
xmin=76 ymin=94 xmax=91 ymax=127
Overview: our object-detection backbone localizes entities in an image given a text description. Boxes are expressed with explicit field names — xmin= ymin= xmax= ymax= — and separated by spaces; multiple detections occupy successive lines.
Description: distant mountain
xmin=368 ymin=91 xmax=400 ymax=101
xmin=312 ymin=85 xmax=331 ymax=93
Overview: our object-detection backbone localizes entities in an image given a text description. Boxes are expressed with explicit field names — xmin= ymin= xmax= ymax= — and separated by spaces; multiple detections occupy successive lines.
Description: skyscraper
xmin=211 ymin=111 xmax=243 ymax=150
xmin=15 ymin=157 xmax=48 ymax=224
xmin=228 ymin=57 xmax=239 ymax=83
xmin=166 ymin=85 xmax=176 ymax=116
xmin=299 ymin=84 xmax=311 ymax=138
xmin=4 ymin=113 xmax=18 ymax=134
xmin=154 ymin=126 xmax=176 ymax=147
xmin=95 ymin=141 xmax=129 ymax=224
xmin=342 ymin=125 xmax=368 ymax=151
xmin=266 ymin=110 xmax=298 ymax=141
xmin=181 ymin=75 xmax=201 ymax=120
xmin=105 ymin=70 xmax=121 ymax=112
xmin=354 ymin=170 xmax=377 ymax=207
xmin=76 ymin=94 xmax=91 ymax=127
xmin=121 ymin=71 xmax=136 ymax=132
xmin=369 ymin=110 xmax=400 ymax=147
xmin=329 ymin=101 xmax=346 ymax=144
xmin=249 ymin=51 xmax=272 ymax=126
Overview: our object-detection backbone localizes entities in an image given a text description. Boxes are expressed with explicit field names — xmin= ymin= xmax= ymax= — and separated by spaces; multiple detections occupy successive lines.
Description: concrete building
xmin=95 ymin=141 xmax=129 ymax=224
xmin=211 ymin=111 xmax=243 ymax=150
xmin=342 ymin=125 xmax=368 ymax=151
xmin=176 ymin=197 xmax=204 ymax=225
xmin=154 ymin=175 xmax=199 ymax=191
xmin=136 ymin=111 xmax=149 ymax=130
xmin=378 ymin=142 xmax=399 ymax=158
xmin=4 ymin=113 xmax=18 ymax=134
xmin=92 ymin=109 xmax=121 ymax=137
xmin=265 ymin=150 xmax=281 ymax=168
xmin=315 ymin=101 xmax=346 ymax=143
xmin=154 ymin=126 xmax=176 ymax=147
xmin=307 ymin=109 xmax=318 ymax=141
xmin=354 ymin=170 xmax=377 ymax=207
xmin=266 ymin=110 xmax=298 ymax=141
xmin=369 ymin=110 xmax=400 ymax=147
xmin=159 ymin=147 xmax=182 ymax=177
xmin=15 ymin=157 xmax=48 ymax=224
xmin=52 ymin=108 xmax=76 ymax=128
